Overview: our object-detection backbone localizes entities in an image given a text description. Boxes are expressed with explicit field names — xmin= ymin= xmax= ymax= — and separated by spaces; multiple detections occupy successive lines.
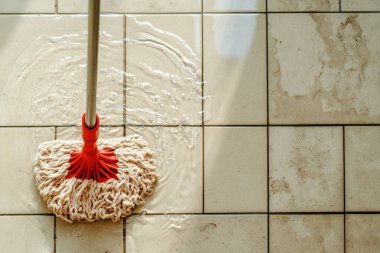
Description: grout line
xmin=123 ymin=218 xmax=126 ymax=253
xmin=54 ymin=0 xmax=58 ymax=14
xmin=1 ymin=11 xmax=380 ymax=15
xmin=343 ymin=126 xmax=346 ymax=253
xmin=0 ymin=211 xmax=379 ymax=216
xmin=54 ymin=126 xmax=57 ymax=253
xmin=201 ymin=0 xmax=205 ymax=214
xmin=266 ymin=1 xmax=270 ymax=252
xmin=339 ymin=0 xmax=342 ymax=12
xmin=123 ymin=15 xmax=127 ymax=132
xmin=3 ymin=124 xmax=380 ymax=128
xmin=54 ymin=216 xmax=57 ymax=253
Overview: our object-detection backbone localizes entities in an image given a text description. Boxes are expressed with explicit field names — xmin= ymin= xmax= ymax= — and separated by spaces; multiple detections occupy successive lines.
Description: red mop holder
xmin=66 ymin=114 xmax=119 ymax=183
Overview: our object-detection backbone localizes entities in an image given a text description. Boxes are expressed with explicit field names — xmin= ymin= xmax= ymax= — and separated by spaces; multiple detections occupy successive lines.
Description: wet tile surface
xmin=126 ymin=215 xmax=267 ymax=253
xmin=346 ymin=214 xmax=380 ymax=253
xmin=268 ymin=0 xmax=339 ymax=11
xmin=0 ymin=15 xmax=124 ymax=126
xmin=0 ymin=216 xmax=54 ymax=253
xmin=56 ymin=219 xmax=123 ymax=253
xmin=126 ymin=15 xmax=202 ymax=126
xmin=269 ymin=13 xmax=380 ymax=124
xmin=0 ymin=127 xmax=54 ymax=213
xmin=204 ymin=14 xmax=267 ymax=125
xmin=0 ymin=0 xmax=54 ymax=13
xmin=204 ymin=127 xmax=267 ymax=212
xmin=270 ymin=215 xmax=344 ymax=253
xmin=58 ymin=0 xmax=201 ymax=13
xmin=203 ymin=0 xmax=266 ymax=12
xmin=269 ymin=127 xmax=343 ymax=212
xmin=128 ymin=127 xmax=203 ymax=214
xmin=345 ymin=126 xmax=380 ymax=211
xmin=342 ymin=0 xmax=380 ymax=11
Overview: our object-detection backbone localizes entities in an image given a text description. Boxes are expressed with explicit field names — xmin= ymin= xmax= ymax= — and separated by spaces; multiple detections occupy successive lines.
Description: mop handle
xmin=85 ymin=0 xmax=100 ymax=128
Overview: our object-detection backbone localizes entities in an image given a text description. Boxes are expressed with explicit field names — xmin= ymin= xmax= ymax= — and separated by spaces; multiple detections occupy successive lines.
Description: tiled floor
xmin=0 ymin=0 xmax=379 ymax=253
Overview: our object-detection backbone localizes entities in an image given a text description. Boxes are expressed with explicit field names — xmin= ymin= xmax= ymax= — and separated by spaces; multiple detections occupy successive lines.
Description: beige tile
xmin=204 ymin=127 xmax=267 ymax=212
xmin=57 ymin=126 xmax=124 ymax=140
xmin=204 ymin=14 xmax=267 ymax=125
xmin=269 ymin=13 xmax=380 ymax=124
xmin=56 ymin=219 xmax=123 ymax=253
xmin=203 ymin=0 xmax=266 ymax=12
xmin=0 ymin=15 xmax=123 ymax=126
xmin=270 ymin=215 xmax=344 ymax=253
xmin=0 ymin=0 xmax=54 ymax=13
xmin=0 ymin=127 xmax=54 ymax=213
xmin=126 ymin=15 xmax=202 ymax=125
xmin=268 ymin=0 xmax=339 ymax=11
xmin=59 ymin=0 xmax=201 ymax=13
xmin=346 ymin=214 xmax=380 ymax=253
xmin=269 ymin=127 xmax=343 ymax=212
xmin=345 ymin=127 xmax=380 ymax=211
xmin=127 ymin=127 xmax=203 ymax=213
xmin=342 ymin=0 xmax=380 ymax=11
xmin=0 ymin=216 xmax=54 ymax=253
xmin=126 ymin=215 xmax=267 ymax=253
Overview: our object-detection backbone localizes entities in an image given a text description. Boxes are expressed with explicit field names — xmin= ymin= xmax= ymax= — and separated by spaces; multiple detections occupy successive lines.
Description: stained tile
xmin=126 ymin=215 xmax=267 ymax=253
xmin=126 ymin=15 xmax=202 ymax=126
xmin=56 ymin=219 xmax=123 ymax=253
xmin=59 ymin=0 xmax=201 ymax=13
xmin=269 ymin=127 xmax=343 ymax=212
xmin=203 ymin=14 xmax=266 ymax=125
xmin=0 ymin=127 xmax=54 ymax=213
xmin=0 ymin=216 xmax=54 ymax=253
xmin=203 ymin=0 xmax=266 ymax=12
xmin=204 ymin=127 xmax=267 ymax=212
xmin=346 ymin=214 xmax=380 ymax=253
xmin=268 ymin=0 xmax=339 ymax=11
xmin=342 ymin=0 xmax=380 ymax=11
xmin=345 ymin=127 xmax=380 ymax=211
xmin=0 ymin=0 xmax=54 ymax=13
xmin=269 ymin=13 xmax=380 ymax=124
xmin=270 ymin=215 xmax=344 ymax=253
xmin=0 ymin=15 xmax=123 ymax=126
xmin=128 ymin=127 xmax=203 ymax=213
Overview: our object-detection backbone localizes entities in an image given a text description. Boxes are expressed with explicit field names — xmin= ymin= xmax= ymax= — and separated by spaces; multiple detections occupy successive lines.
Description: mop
xmin=33 ymin=0 xmax=158 ymax=223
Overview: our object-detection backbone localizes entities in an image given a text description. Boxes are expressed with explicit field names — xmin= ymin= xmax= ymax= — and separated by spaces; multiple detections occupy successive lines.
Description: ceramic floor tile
xmin=346 ymin=214 xmax=380 ymax=253
xmin=270 ymin=215 xmax=344 ymax=253
xmin=269 ymin=13 xmax=380 ymax=124
xmin=56 ymin=219 xmax=123 ymax=253
xmin=268 ymin=0 xmax=339 ymax=11
xmin=127 ymin=127 xmax=203 ymax=213
xmin=0 ymin=15 xmax=123 ymax=126
xmin=203 ymin=0 xmax=266 ymax=12
xmin=0 ymin=0 xmax=54 ymax=13
xmin=269 ymin=127 xmax=343 ymax=212
xmin=0 ymin=216 xmax=54 ymax=253
xmin=58 ymin=0 xmax=201 ymax=13
xmin=345 ymin=126 xmax=380 ymax=211
xmin=204 ymin=127 xmax=267 ymax=212
xmin=0 ymin=127 xmax=54 ymax=213
xmin=342 ymin=0 xmax=380 ymax=11
xmin=125 ymin=15 xmax=202 ymax=126
xmin=126 ymin=215 xmax=267 ymax=253
xmin=204 ymin=14 xmax=267 ymax=125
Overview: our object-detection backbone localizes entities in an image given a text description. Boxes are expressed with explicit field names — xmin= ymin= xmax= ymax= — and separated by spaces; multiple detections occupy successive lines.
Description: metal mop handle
xmin=85 ymin=0 xmax=100 ymax=128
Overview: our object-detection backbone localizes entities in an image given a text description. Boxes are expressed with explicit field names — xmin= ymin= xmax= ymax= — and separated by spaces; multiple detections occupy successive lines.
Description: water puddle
xmin=9 ymin=15 xmax=206 ymax=226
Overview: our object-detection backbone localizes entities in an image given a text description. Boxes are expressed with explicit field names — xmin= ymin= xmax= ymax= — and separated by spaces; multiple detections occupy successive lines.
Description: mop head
xmin=33 ymin=116 xmax=158 ymax=223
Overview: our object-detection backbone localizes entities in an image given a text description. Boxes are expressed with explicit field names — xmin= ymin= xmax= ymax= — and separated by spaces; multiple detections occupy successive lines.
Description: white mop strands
xmin=33 ymin=135 xmax=158 ymax=223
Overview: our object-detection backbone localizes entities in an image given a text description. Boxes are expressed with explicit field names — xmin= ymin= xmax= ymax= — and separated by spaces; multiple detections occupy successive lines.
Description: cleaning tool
xmin=33 ymin=0 xmax=158 ymax=223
